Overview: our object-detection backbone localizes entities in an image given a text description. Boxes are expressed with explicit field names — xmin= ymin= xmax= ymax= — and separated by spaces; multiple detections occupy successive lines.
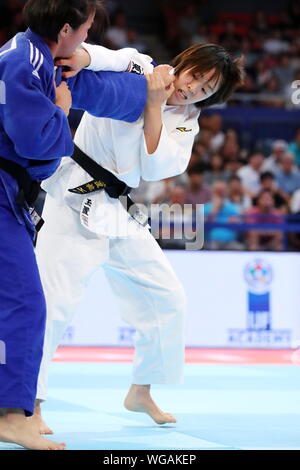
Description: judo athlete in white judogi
xmin=32 ymin=43 xmax=243 ymax=432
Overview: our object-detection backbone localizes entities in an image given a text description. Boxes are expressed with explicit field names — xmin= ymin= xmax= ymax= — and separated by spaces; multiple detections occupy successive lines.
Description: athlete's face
xmin=167 ymin=67 xmax=222 ymax=106
xmin=58 ymin=11 xmax=95 ymax=57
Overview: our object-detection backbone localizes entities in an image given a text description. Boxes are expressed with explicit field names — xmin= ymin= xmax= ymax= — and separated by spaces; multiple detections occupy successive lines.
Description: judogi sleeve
xmin=82 ymin=42 xmax=153 ymax=73
xmin=2 ymin=60 xmax=73 ymax=160
xmin=67 ymin=69 xmax=147 ymax=123
xmin=140 ymin=107 xmax=200 ymax=181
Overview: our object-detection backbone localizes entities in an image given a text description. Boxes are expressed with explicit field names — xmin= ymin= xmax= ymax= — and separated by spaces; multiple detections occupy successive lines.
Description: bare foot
xmin=0 ymin=412 xmax=65 ymax=450
xmin=28 ymin=401 xmax=54 ymax=435
xmin=124 ymin=384 xmax=177 ymax=425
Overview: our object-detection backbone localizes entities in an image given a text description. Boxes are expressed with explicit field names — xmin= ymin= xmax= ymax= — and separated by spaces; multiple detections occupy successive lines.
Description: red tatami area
xmin=53 ymin=347 xmax=300 ymax=365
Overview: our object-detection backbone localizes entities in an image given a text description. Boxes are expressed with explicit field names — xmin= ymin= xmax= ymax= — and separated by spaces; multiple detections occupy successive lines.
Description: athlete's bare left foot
xmin=124 ymin=384 xmax=177 ymax=425
xmin=28 ymin=401 xmax=53 ymax=435
xmin=0 ymin=410 xmax=65 ymax=450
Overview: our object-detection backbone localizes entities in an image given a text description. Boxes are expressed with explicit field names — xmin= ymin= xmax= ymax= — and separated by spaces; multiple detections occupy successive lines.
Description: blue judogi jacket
xmin=0 ymin=29 xmax=147 ymax=182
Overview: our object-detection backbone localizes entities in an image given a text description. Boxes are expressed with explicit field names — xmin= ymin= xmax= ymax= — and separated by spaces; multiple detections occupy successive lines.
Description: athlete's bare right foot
xmin=124 ymin=384 xmax=177 ymax=425
xmin=28 ymin=401 xmax=54 ymax=435
xmin=0 ymin=411 xmax=65 ymax=450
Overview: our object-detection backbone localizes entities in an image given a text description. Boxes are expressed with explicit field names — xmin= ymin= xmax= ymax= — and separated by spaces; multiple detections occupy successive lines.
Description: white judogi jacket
xmin=42 ymin=44 xmax=200 ymax=237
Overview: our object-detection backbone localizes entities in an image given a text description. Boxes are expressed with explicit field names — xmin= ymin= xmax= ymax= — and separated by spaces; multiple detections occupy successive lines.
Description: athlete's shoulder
xmin=0 ymin=33 xmax=47 ymax=81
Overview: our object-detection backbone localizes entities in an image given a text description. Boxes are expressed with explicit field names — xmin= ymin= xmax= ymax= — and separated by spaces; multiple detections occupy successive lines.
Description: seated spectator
xmin=246 ymin=190 xmax=283 ymax=251
xmin=152 ymin=176 xmax=187 ymax=204
xmin=288 ymin=128 xmax=300 ymax=167
xmin=191 ymin=141 xmax=210 ymax=164
xmin=225 ymin=158 xmax=245 ymax=175
xmin=260 ymin=75 xmax=285 ymax=107
xmin=227 ymin=175 xmax=252 ymax=213
xmin=263 ymin=29 xmax=290 ymax=55
xmin=153 ymin=185 xmax=195 ymax=250
xmin=131 ymin=177 xmax=175 ymax=205
xmin=237 ymin=75 xmax=259 ymax=96
xmin=106 ymin=10 xmax=128 ymax=49
xmin=125 ymin=29 xmax=148 ymax=54
xmin=224 ymin=128 xmax=239 ymax=144
xmin=276 ymin=152 xmax=300 ymax=196
xmin=262 ymin=140 xmax=288 ymax=174
xmin=187 ymin=150 xmax=203 ymax=169
xmin=255 ymin=59 xmax=274 ymax=88
xmin=204 ymin=181 xmax=243 ymax=250
xmin=221 ymin=139 xmax=241 ymax=162
xmin=256 ymin=171 xmax=289 ymax=213
xmin=237 ymin=152 xmax=264 ymax=197
xmin=204 ymin=153 xmax=231 ymax=185
xmin=207 ymin=114 xmax=225 ymax=152
xmin=240 ymin=38 xmax=259 ymax=69
xmin=197 ymin=128 xmax=213 ymax=150
xmin=274 ymin=54 xmax=294 ymax=90
xmin=184 ymin=164 xmax=212 ymax=205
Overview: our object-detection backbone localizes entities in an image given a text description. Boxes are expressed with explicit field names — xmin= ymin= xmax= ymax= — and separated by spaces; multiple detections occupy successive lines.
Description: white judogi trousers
xmin=36 ymin=193 xmax=186 ymax=401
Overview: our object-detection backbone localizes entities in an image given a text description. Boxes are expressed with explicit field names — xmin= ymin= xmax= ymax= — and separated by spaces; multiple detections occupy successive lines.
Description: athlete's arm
xmin=2 ymin=59 xmax=73 ymax=160
xmin=140 ymin=107 xmax=200 ymax=182
xmin=143 ymin=67 xmax=175 ymax=154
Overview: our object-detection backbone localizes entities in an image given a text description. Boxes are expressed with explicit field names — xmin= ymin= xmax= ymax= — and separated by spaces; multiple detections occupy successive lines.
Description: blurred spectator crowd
xmin=132 ymin=115 xmax=300 ymax=252
xmin=1 ymin=1 xmax=300 ymax=108
xmin=1 ymin=0 xmax=300 ymax=251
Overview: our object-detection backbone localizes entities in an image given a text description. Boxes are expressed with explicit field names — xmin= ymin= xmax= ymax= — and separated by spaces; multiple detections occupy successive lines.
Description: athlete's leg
xmin=35 ymin=193 xmax=108 ymax=404
xmin=0 ymin=177 xmax=65 ymax=450
xmin=103 ymin=228 xmax=186 ymax=423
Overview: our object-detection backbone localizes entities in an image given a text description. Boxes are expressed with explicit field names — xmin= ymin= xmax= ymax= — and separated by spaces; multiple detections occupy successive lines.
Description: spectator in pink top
xmin=246 ymin=190 xmax=283 ymax=251
xmin=184 ymin=164 xmax=212 ymax=205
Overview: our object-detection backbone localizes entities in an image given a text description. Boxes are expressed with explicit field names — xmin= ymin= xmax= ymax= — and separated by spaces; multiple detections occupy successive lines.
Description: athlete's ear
xmin=59 ymin=23 xmax=72 ymax=39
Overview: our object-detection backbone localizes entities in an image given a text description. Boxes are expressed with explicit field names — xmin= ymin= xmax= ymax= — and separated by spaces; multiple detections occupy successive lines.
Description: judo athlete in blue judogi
xmin=0 ymin=0 xmax=149 ymax=450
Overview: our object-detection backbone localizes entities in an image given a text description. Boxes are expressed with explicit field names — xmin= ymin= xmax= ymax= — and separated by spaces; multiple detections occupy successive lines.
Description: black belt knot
xmin=0 ymin=157 xmax=40 ymax=207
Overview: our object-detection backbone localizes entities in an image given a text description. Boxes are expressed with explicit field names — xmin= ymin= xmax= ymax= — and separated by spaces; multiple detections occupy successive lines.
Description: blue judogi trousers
xmin=0 ymin=171 xmax=46 ymax=416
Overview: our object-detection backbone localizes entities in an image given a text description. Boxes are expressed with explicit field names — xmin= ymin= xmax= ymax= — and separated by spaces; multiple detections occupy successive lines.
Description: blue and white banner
xmin=61 ymin=251 xmax=300 ymax=349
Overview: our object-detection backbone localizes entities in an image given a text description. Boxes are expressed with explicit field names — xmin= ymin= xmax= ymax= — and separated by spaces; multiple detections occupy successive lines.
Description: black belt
xmin=0 ymin=157 xmax=40 ymax=207
xmin=69 ymin=144 xmax=132 ymax=198
xmin=69 ymin=145 xmax=149 ymax=227
xmin=0 ymin=157 xmax=44 ymax=233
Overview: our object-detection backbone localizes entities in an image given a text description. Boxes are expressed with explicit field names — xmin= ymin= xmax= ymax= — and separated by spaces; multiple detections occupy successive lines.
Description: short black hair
xmin=170 ymin=44 xmax=244 ymax=109
xmin=260 ymin=171 xmax=275 ymax=182
xmin=23 ymin=0 xmax=107 ymax=42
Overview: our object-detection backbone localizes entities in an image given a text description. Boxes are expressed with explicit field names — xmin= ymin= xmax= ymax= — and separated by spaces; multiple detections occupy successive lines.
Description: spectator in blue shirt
xmin=204 ymin=181 xmax=243 ymax=250
xmin=276 ymin=152 xmax=300 ymax=196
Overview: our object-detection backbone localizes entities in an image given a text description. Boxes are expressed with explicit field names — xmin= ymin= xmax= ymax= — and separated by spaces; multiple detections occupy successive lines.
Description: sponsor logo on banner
xmin=228 ymin=259 xmax=291 ymax=347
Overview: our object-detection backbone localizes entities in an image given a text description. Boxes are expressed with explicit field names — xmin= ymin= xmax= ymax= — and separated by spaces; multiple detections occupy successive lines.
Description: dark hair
xmin=187 ymin=163 xmax=206 ymax=175
xmin=23 ymin=0 xmax=107 ymax=42
xmin=249 ymin=151 xmax=264 ymax=159
xmin=229 ymin=175 xmax=241 ymax=183
xmin=260 ymin=171 xmax=275 ymax=182
xmin=170 ymin=44 xmax=245 ymax=109
xmin=257 ymin=189 xmax=274 ymax=200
